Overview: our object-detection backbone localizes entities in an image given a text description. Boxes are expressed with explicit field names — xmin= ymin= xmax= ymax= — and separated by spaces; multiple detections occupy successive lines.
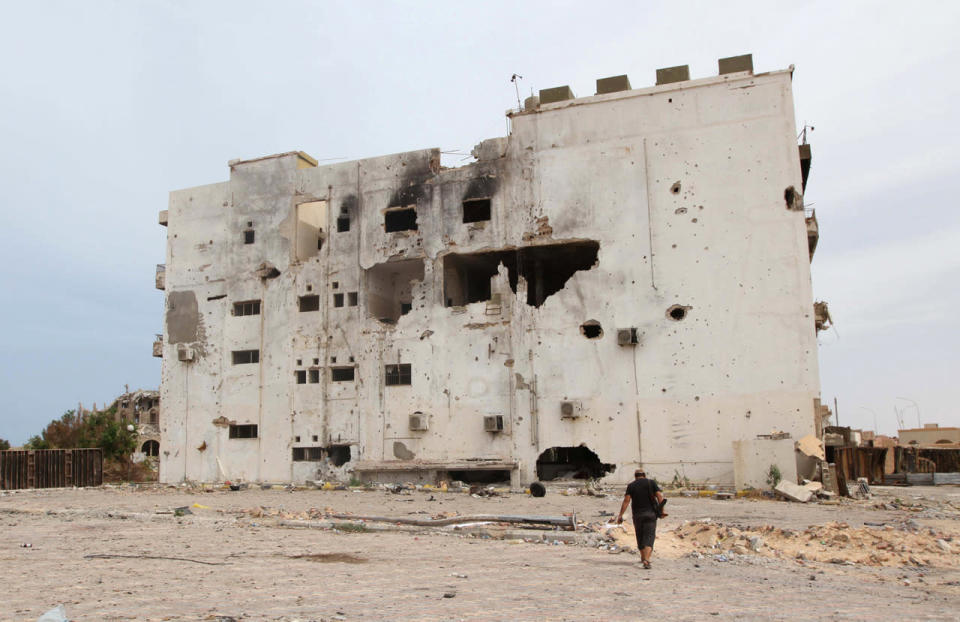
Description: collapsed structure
xmin=156 ymin=54 xmax=822 ymax=487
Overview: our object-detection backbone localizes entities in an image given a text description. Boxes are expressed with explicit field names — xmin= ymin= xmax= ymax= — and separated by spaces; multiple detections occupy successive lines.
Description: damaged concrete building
xmin=108 ymin=389 xmax=161 ymax=460
xmin=157 ymin=54 xmax=822 ymax=487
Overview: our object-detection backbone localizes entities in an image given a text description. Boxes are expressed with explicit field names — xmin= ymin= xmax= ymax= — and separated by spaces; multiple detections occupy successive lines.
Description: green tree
xmin=24 ymin=435 xmax=49 ymax=450
xmin=0 ymin=438 xmax=10 ymax=451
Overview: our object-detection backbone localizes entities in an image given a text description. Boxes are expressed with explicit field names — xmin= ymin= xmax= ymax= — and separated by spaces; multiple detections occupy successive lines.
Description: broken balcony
xmin=365 ymin=259 xmax=424 ymax=323
xmin=155 ymin=264 xmax=166 ymax=290
xmin=806 ymin=209 xmax=819 ymax=261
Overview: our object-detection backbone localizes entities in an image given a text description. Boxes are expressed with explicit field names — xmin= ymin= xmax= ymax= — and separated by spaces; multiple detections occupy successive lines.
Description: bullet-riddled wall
xmin=158 ymin=63 xmax=820 ymax=487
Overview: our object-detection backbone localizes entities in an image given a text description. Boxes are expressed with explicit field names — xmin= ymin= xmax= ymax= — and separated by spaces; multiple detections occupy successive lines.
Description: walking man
xmin=615 ymin=469 xmax=666 ymax=569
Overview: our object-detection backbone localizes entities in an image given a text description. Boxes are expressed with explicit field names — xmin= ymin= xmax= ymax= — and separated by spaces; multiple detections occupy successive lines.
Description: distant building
xmin=156 ymin=55 xmax=823 ymax=486
xmin=108 ymin=389 xmax=161 ymax=459
xmin=898 ymin=424 xmax=960 ymax=448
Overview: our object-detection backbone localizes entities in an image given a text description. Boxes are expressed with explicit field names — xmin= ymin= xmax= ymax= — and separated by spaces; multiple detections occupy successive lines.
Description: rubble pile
xmin=598 ymin=519 xmax=959 ymax=568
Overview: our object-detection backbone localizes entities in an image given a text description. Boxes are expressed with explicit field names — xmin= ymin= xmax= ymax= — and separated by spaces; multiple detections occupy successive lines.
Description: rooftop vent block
xmin=409 ymin=413 xmax=429 ymax=432
xmin=617 ymin=328 xmax=640 ymax=346
xmin=560 ymin=400 xmax=582 ymax=419
xmin=539 ymin=85 xmax=575 ymax=105
xmin=718 ymin=54 xmax=753 ymax=75
xmin=596 ymin=74 xmax=631 ymax=95
xmin=483 ymin=415 xmax=504 ymax=433
xmin=655 ymin=65 xmax=690 ymax=85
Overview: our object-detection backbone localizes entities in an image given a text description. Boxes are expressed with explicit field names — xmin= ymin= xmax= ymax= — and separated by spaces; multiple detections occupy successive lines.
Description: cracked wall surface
xmin=158 ymin=67 xmax=820 ymax=486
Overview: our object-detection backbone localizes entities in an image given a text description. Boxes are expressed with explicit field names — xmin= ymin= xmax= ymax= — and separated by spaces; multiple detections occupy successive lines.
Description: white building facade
xmin=158 ymin=56 xmax=821 ymax=487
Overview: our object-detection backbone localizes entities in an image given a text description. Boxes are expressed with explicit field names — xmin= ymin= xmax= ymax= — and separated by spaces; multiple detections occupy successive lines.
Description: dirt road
xmin=1 ymin=484 xmax=958 ymax=621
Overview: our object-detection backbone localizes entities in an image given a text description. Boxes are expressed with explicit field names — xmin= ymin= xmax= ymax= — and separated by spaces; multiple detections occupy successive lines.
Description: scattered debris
xmin=774 ymin=480 xmax=813 ymax=503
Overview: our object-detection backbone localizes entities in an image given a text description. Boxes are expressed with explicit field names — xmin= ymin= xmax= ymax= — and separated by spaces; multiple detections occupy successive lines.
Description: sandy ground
xmin=1 ymin=483 xmax=959 ymax=621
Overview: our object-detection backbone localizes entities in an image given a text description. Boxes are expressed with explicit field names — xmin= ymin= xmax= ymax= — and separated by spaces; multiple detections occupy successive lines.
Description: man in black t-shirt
xmin=614 ymin=469 xmax=666 ymax=569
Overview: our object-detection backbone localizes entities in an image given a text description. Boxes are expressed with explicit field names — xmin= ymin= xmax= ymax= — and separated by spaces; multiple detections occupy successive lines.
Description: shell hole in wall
xmin=580 ymin=320 xmax=603 ymax=339
xmin=442 ymin=241 xmax=599 ymax=308
xmin=535 ymin=446 xmax=615 ymax=481
xmin=670 ymin=181 xmax=681 ymax=195
xmin=327 ymin=445 xmax=351 ymax=467
xmin=667 ymin=304 xmax=690 ymax=321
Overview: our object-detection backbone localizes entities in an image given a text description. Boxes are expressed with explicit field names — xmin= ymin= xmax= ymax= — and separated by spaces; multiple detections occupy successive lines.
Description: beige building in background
xmin=156 ymin=54 xmax=823 ymax=487
xmin=899 ymin=424 xmax=960 ymax=447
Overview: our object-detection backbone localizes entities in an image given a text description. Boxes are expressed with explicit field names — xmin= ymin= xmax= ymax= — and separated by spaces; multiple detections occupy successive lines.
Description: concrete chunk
xmin=775 ymin=480 xmax=813 ymax=503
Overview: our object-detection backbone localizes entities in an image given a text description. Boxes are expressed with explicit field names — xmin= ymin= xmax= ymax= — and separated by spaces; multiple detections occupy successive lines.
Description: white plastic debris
xmin=37 ymin=605 xmax=69 ymax=622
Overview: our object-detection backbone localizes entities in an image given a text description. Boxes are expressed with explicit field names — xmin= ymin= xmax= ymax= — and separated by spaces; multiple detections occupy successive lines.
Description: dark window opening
xmin=348 ymin=292 xmax=358 ymax=307
xmin=295 ymin=435 xmax=301 ymax=442
xmin=400 ymin=302 xmax=412 ymax=316
xmin=313 ymin=358 xmax=319 ymax=364
xmin=317 ymin=238 xmax=324 ymax=250
xmin=296 ymin=358 xmax=302 ymax=366
xmin=327 ymin=445 xmax=351 ymax=466
xmin=232 ymin=350 xmax=259 ymax=365
xmin=295 ymin=370 xmax=307 ymax=384
xmin=308 ymin=369 xmax=320 ymax=383
xmin=535 ymin=446 xmax=615 ymax=481
xmin=332 ymin=281 xmax=339 ymax=289
xmin=299 ymin=295 xmax=320 ymax=312
xmin=462 ymin=198 xmax=492 ymax=223
xmin=141 ymin=440 xmax=160 ymax=457
xmin=243 ymin=230 xmax=255 ymax=244
xmin=446 ymin=469 xmax=511 ymax=484
xmin=333 ymin=293 xmax=344 ymax=307
xmin=580 ymin=321 xmax=603 ymax=339
xmin=233 ymin=300 xmax=261 ymax=316
xmin=331 ymin=356 xmax=337 ymax=363
xmin=385 ymin=207 xmax=417 ymax=232
xmin=229 ymin=424 xmax=258 ymax=439
xmin=292 ymin=447 xmax=324 ymax=461
xmin=337 ymin=215 xmax=350 ymax=232
xmin=331 ymin=367 xmax=355 ymax=382
xmin=443 ymin=241 xmax=600 ymax=308
xmin=149 ymin=412 xmax=158 ymax=425
xmin=385 ymin=363 xmax=412 ymax=386
xmin=312 ymin=435 xmax=318 ymax=442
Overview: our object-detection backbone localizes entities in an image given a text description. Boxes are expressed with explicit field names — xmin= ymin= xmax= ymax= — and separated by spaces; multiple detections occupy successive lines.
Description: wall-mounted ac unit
xmin=409 ymin=413 xmax=429 ymax=431
xmin=177 ymin=345 xmax=194 ymax=362
xmin=560 ymin=400 xmax=582 ymax=419
xmin=483 ymin=415 xmax=504 ymax=433
xmin=617 ymin=328 xmax=640 ymax=346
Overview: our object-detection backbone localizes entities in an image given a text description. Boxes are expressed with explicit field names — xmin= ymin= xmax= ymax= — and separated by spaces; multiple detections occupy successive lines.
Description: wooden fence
xmin=0 ymin=449 xmax=103 ymax=489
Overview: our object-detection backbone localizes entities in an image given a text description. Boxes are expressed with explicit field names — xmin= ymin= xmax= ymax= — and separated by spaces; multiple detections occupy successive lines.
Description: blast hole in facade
xmin=580 ymin=320 xmax=603 ymax=339
xmin=535 ymin=446 xmax=615 ymax=480
xmin=327 ymin=445 xmax=351 ymax=466
xmin=667 ymin=305 xmax=690 ymax=321
xmin=443 ymin=241 xmax=599 ymax=308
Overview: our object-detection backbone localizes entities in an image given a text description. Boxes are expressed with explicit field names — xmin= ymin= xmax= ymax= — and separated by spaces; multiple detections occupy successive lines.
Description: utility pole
xmin=833 ymin=397 xmax=839 ymax=427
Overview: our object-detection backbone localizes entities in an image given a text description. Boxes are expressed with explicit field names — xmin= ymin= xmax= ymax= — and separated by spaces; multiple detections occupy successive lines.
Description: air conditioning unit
xmin=617 ymin=328 xmax=640 ymax=346
xmin=177 ymin=345 xmax=194 ymax=362
xmin=409 ymin=413 xmax=429 ymax=431
xmin=483 ymin=415 xmax=504 ymax=433
xmin=560 ymin=400 xmax=582 ymax=419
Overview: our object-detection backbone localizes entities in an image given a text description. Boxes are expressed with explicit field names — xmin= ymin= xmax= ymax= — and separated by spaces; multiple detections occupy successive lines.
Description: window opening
xmin=229 ymin=424 xmax=258 ymax=439
xmin=233 ymin=300 xmax=261 ymax=316
xmin=232 ymin=350 xmax=260 ymax=365
xmin=309 ymin=369 xmax=320 ymax=383
xmin=331 ymin=367 xmax=355 ymax=382
xmin=295 ymin=200 xmax=326 ymax=260
xmin=299 ymin=295 xmax=320 ymax=312
xmin=462 ymin=198 xmax=492 ymax=223
xmin=348 ymin=292 xmax=358 ymax=306
xmin=337 ymin=215 xmax=350 ymax=232
xmin=292 ymin=447 xmax=324 ymax=461
xmin=331 ymin=356 xmax=337 ymax=363
xmin=332 ymin=281 xmax=339 ymax=289
xmin=243 ymin=230 xmax=255 ymax=244
xmin=333 ymin=293 xmax=344 ymax=308
xmin=295 ymin=435 xmax=301 ymax=442
xmin=295 ymin=370 xmax=307 ymax=384
xmin=385 ymin=207 xmax=417 ymax=232
xmin=385 ymin=364 xmax=412 ymax=386
xmin=141 ymin=440 xmax=160 ymax=457
xmin=400 ymin=302 xmax=412 ymax=316
xmin=312 ymin=435 xmax=319 ymax=442
xmin=313 ymin=358 xmax=319 ymax=364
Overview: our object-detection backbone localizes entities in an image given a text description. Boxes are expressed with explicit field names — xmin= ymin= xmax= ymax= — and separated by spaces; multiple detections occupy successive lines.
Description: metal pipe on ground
xmin=324 ymin=512 xmax=576 ymax=529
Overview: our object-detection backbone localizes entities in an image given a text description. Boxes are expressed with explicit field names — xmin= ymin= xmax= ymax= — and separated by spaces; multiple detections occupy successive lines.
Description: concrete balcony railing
xmin=152 ymin=334 xmax=163 ymax=358
xmin=155 ymin=264 xmax=165 ymax=290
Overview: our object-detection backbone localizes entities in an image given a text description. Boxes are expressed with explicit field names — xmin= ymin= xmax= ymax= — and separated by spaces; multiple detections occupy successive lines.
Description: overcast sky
xmin=0 ymin=1 xmax=957 ymax=444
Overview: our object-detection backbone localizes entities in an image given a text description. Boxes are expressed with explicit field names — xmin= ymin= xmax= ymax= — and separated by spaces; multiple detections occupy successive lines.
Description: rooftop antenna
xmin=510 ymin=73 xmax=523 ymax=111
xmin=798 ymin=122 xmax=815 ymax=145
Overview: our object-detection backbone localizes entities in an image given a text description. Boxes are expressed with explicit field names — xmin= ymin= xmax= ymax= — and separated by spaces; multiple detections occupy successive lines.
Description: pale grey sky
xmin=1 ymin=0 xmax=957 ymax=443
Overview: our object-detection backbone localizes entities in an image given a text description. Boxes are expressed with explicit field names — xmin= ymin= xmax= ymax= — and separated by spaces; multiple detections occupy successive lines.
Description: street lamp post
xmin=896 ymin=397 xmax=921 ymax=428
